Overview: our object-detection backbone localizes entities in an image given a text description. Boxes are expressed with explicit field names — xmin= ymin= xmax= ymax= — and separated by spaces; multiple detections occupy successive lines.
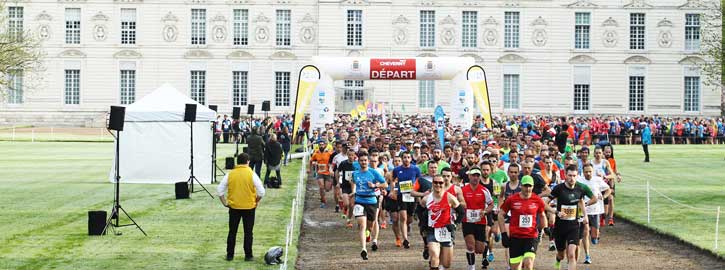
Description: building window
xmin=276 ymin=10 xmax=291 ymax=46
xmin=8 ymin=6 xmax=23 ymax=41
xmin=685 ymin=14 xmax=700 ymax=51
xmin=275 ymin=71 xmax=290 ymax=106
xmin=418 ymin=80 xmax=434 ymax=108
xmin=504 ymin=12 xmax=520 ymax=49
xmin=346 ymin=10 xmax=363 ymax=47
xmin=65 ymin=8 xmax=81 ymax=44
xmin=684 ymin=76 xmax=700 ymax=112
xmin=191 ymin=9 xmax=206 ymax=45
xmin=120 ymin=70 xmax=135 ymax=105
xmin=629 ymin=13 xmax=645 ymax=50
xmin=64 ymin=69 xmax=80 ymax=105
xmin=120 ymin=8 xmax=136 ymax=45
xmin=190 ymin=70 xmax=206 ymax=105
xmin=233 ymin=9 xmax=249 ymax=46
xmin=628 ymin=76 xmax=645 ymax=111
xmin=420 ymin=10 xmax=435 ymax=48
xmin=573 ymin=85 xmax=590 ymax=111
xmin=7 ymin=70 xmax=23 ymax=104
xmin=503 ymin=74 xmax=520 ymax=110
xmin=232 ymin=71 xmax=248 ymax=106
xmin=574 ymin=12 xmax=590 ymax=49
xmin=343 ymin=80 xmax=364 ymax=101
xmin=462 ymin=11 xmax=477 ymax=48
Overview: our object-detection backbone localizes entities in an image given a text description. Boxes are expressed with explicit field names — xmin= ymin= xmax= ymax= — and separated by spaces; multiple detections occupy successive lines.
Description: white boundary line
xmin=280 ymin=152 xmax=307 ymax=270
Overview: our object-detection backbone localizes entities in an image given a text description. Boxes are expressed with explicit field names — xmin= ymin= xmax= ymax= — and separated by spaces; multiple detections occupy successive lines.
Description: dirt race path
xmin=296 ymin=176 xmax=723 ymax=270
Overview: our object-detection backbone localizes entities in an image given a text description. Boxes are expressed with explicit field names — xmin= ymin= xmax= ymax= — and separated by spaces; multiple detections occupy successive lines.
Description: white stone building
xmin=1 ymin=0 xmax=721 ymax=126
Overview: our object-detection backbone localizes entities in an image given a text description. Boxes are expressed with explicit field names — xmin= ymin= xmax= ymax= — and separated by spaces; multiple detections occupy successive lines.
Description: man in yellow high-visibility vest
xmin=218 ymin=153 xmax=266 ymax=261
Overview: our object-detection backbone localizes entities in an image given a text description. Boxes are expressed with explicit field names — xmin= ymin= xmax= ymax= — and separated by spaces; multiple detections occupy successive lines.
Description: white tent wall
xmin=115 ymin=121 xmax=213 ymax=184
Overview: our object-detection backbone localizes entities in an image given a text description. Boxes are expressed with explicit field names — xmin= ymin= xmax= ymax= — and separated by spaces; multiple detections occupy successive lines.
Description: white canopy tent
xmin=110 ymin=83 xmax=216 ymax=184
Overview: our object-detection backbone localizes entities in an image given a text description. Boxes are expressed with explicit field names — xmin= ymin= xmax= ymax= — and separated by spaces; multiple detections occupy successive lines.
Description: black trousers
xmin=227 ymin=208 xmax=256 ymax=258
xmin=223 ymin=130 xmax=230 ymax=143
xmin=642 ymin=144 xmax=650 ymax=162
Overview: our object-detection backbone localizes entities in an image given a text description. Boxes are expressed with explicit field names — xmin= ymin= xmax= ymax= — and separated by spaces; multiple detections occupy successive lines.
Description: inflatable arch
xmin=292 ymin=57 xmax=492 ymax=138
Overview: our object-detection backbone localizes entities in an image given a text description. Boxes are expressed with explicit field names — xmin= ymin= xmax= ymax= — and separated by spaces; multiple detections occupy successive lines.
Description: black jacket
xmin=264 ymin=141 xmax=283 ymax=166
xmin=247 ymin=134 xmax=265 ymax=161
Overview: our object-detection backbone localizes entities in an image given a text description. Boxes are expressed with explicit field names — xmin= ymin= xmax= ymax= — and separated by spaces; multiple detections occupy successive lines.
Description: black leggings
xmin=642 ymin=144 xmax=650 ymax=162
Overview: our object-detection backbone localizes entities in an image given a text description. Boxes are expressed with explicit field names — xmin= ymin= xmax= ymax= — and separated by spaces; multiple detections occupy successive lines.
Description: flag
xmin=468 ymin=66 xmax=492 ymax=129
xmin=382 ymin=104 xmax=388 ymax=128
xmin=292 ymin=65 xmax=320 ymax=141
xmin=435 ymin=105 xmax=445 ymax=150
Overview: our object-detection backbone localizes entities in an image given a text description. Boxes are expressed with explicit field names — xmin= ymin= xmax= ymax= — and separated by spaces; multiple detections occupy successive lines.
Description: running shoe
xmin=361 ymin=249 xmax=368 ymax=260
xmin=380 ymin=222 xmax=387 ymax=229
xmin=371 ymin=241 xmax=378 ymax=251
xmin=467 ymin=265 xmax=476 ymax=270
xmin=554 ymin=260 xmax=561 ymax=269
xmin=366 ymin=230 xmax=371 ymax=242
xmin=549 ymin=240 xmax=556 ymax=251
xmin=403 ymin=239 xmax=410 ymax=249
xmin=422 ymin=248 xmax=429 ymax=260
xmin=487 ymin=251 xmax=494 ymax=262
xmin=395 ymin=238 xmax=402 ymax=247
xmin=608 ymin=218 xmax=615 ymax=226
xmin=494 ymin=233 xmax=501 ymax=242
xmin=320 ymin=203 xmax=326 ymax=208
xmin=481 ymin=259 xmax=489 ymax=269
xmin=592 ymin=238 xmax=599 ymax=245
xmin=599 ymin=216 xmax=605 ymax=227
xmin=584 ymin=254 xmax=592 ymax=264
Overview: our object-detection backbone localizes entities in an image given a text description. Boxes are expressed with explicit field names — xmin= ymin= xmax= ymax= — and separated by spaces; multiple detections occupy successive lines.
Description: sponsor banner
xmin=310 ymin=76 xmax=335 ymax=129
xmin=468 ymin=66 xmax=492 ymax=129
xmin=292 ymin=65 xmax=320 ymax=140
xmin=450 ymin=73 xmax=473 ymax=128
xmin=434 ymin=105 xmax=445 ymax=150
xmin=370 ymin=58 xmax=416 ymax=80
xmin=312 ymin=57 xmax=474 ymax=81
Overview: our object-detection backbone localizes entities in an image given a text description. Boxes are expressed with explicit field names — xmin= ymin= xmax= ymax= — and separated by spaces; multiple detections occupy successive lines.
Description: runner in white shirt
xmin=576 ymin=163 xmax=611 ymax=265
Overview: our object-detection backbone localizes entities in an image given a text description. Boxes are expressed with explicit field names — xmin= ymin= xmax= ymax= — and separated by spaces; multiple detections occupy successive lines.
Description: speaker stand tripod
xmin=103 ymin=130 xmax=147 ymax=236
xmin=188 ymin=122 xmax=214 ymax=198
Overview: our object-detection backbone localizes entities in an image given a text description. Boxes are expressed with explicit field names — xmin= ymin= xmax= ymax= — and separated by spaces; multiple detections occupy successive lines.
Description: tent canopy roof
xmin=125 ymin=83 xmax=216 ymax=122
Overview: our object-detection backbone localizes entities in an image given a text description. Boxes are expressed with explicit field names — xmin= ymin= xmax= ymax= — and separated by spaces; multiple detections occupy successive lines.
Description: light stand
xmin=187 ymin=121 xmax=214 ymax=198
xmin=211 ymin=123 xmax=225 ymax=183
xmin=103 ymin=106 xmax=146 ymax=236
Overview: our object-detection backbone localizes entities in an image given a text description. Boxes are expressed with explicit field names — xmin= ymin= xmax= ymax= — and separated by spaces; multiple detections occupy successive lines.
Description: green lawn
xmin=613 ymin=144 xmax=725 ymax=257
xmin=0 ymin=141 xmax=303 ymax=269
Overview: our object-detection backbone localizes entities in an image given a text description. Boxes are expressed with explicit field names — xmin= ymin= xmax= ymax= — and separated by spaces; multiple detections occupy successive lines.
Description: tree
xmin=699 ymin=0 xmax=723 ymax=115
xmin=0 ymin=1 xmax=43 ymax=103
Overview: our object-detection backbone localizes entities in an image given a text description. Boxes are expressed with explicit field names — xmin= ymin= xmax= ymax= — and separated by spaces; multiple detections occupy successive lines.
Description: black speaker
xmin=108 ymin=106 xmax=125 ymax=131
xmin=247 ymin=104 xmax=255 ymax=115
xmin=242 ymin=146 xmax=249 ymax=153
xmin=184 ymin=104 xmax=197 ymax=122
xmin=225 ymin=157 xmax=235 ymax=169
xmin=88 ymin=210 xmax=107 ymax=235
xmin=232 ymin=107 xmax=241 ymax=119
xmin=208 ymin=105 xmax=218 ymax=112
xmin=262 ymin=101 xmax=271 ymax=112
xmin=175 ymin=182 xmax=190 ymax=199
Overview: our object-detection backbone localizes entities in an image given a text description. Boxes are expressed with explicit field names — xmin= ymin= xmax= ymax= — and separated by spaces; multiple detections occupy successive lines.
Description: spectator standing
xmin=247 ymin=128 xmax=266 ymax=176
xmin=263 ymin=134 xmax=283 ymax=187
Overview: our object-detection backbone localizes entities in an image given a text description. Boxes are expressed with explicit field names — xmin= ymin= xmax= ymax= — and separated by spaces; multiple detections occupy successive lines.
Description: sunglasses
xmin=433 ymin=181 xmax=445 ymax=185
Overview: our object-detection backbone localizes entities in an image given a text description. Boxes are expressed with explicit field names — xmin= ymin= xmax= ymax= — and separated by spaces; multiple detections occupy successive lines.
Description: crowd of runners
xmin=306 ymin=113 xmax=626 ymax=270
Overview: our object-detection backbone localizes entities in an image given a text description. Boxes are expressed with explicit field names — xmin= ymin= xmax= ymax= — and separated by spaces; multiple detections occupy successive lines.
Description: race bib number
xmin=402 ymin=193 xmax=414 ymax=202
xmin=493 ymin=182 xmax=501 ymax=195
xmin=466 ymin=209 xmax=482 ymax=223
xmin=318 ymin=163 xmax=328 ymax=173
xmin=344 ymin=171 xmax=353 ymax=181
xmin=353 ymin=204 xmax=365 ymax=217
xmin=519 ymin=215 xmax=533 ymax=228
xmin=434 ymin=227 xmax=452 ymax=242
xmin=560 ymin=205 xmax=577 ymax=221
xmin=374 ymin=188 xmax=381 ymax=196
xmin=399 ymin=180 xmax=413 ymax=193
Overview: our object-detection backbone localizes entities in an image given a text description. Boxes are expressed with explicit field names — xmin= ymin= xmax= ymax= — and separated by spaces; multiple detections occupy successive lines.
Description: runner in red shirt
xmin=461 ymin=167 xmax=494 ymax=270
xmin=421 ymin=175 xmax=464 ymax=270
xmin=499 ymin=176 xmax=548 ymax=270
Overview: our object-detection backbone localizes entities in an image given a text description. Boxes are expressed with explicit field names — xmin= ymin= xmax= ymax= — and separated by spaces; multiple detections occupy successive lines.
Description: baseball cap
xmin=316 ymin=139 xmax=326 ymax=144
xmin=521 ymin=175 xmax=534 ymax=186
xmin=482 ymin=151 xmax=492 ymax=156
xmin=413 ymin=143 xmax=421 ymax=148
xmin=466 ymin=168 xmax=482 ymax=175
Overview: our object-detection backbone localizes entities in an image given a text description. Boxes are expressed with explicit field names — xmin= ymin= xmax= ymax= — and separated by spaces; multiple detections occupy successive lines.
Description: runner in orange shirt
xmin=310 ymin=140 xmax=334 ymax=208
